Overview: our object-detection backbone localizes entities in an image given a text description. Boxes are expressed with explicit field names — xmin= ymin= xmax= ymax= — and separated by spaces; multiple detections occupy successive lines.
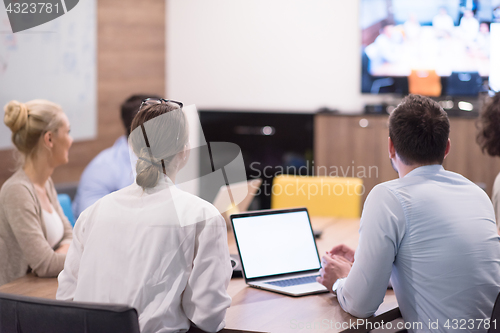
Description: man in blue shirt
xmin=73 ymin=94 xmax=160 ymax=218
xmin=318 ymin=94 xmax=500 ymax=332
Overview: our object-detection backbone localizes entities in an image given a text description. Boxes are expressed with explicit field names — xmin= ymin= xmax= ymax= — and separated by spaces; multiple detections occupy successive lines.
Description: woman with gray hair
xmin=57 ymin=99 xmax=232 ymax=333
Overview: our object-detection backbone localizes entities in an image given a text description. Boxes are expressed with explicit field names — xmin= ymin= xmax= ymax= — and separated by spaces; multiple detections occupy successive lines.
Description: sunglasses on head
xmin=138 ymin=98 xmax=183 ymax=112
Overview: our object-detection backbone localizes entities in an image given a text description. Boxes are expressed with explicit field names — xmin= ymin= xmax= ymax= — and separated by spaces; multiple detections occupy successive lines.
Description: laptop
xmin=213 ymin=179 xmax=262 ymax=228
xmin=230 ymin=207 xmax=328 ymax=297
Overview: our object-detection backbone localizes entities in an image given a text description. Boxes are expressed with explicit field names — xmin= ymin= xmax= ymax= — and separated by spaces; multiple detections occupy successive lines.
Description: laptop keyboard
xmin=265 ymin=275 xmax=320 ymax=287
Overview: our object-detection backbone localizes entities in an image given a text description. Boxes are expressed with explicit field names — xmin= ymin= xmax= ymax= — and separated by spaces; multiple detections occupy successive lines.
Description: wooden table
xmin=0 ymin=218 xmax=399 ymax=333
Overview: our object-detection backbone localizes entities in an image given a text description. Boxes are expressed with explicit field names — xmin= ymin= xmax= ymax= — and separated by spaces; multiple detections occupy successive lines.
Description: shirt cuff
xmin=335 ymin=277 xmax=349 ymax=313
xmin=333 ymin=277 xmax=347 ymax=295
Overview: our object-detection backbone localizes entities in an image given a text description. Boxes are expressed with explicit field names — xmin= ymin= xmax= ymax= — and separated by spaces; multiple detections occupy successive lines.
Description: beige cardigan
xmin=0 ymin=169 xmax=73 ymax=286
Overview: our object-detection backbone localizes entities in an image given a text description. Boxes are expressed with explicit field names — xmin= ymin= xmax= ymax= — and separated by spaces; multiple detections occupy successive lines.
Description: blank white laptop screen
xmin=232 ymin=210 xmax=321 ymax=279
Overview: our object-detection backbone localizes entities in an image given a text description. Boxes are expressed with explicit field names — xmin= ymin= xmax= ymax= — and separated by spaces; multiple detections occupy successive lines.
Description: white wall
xmin=167 ymin=0 xmax=390 ymax=113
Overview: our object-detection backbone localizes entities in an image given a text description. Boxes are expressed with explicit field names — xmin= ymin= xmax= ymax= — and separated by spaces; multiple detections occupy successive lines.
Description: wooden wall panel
xmin=315 ymin=115 xmax=397 ymax=203
xmin=0 ymin=0 xmax=165 ymax=187
xmin=315 ymin=114 xmax=500 ymax=204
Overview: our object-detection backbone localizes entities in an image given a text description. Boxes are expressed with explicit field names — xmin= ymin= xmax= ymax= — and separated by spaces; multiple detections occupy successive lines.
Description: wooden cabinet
xmin=315 ymin=114 xmax=500 ymax=203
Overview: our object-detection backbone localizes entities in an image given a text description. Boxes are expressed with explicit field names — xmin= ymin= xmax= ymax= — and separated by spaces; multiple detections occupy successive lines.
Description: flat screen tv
xmin=360 ymin=0 xmax=500 ymax=96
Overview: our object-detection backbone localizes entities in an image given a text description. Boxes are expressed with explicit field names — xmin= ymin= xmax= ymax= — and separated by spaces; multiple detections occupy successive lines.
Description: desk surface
xmin=0 ymin=217 xmax=398 ymax=333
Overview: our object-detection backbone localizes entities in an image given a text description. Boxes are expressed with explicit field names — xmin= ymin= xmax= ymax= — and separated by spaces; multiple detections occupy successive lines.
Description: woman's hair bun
xmin=4 ymin=100 xmax=29 ymax=133
xmin=136 ymin=148 xmax=162 ymax=189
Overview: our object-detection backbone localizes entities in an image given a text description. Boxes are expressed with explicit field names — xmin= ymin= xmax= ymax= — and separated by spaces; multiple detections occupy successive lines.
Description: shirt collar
xmin=404 ymin=164 xmax=444 ymax=178
xmin=135 ymin=174 xmax=176 ymax=194
xmin=164 ymin=175 xmax=175 ymax=186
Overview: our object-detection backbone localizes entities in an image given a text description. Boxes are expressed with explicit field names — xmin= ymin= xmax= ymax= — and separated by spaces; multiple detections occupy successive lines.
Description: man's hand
xmin=317 ymin=254 xmax=353 ymax=292
xmin=328 ymin=244 xmax=355 ymax=263
xmin=55 ymin=243 xmax=70 ymax=254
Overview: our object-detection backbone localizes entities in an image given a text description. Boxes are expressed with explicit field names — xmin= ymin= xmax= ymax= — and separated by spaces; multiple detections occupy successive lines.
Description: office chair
xmin=488 ymin=292 xmax=500 ymax=333
xmin=0 ymin=292 xmax=267 ymax=333
xmin=57 ymin=193 xmax=75 ymax=226
xmin=445 ymin=72 xmax=482 ymax=96
xmin=0 ymin=292 xmax=140 ymax=333
xmin=408 ymin=70 xmax=442 ymax=97
xmin=271 ymin=175 xmax=363 ymax=218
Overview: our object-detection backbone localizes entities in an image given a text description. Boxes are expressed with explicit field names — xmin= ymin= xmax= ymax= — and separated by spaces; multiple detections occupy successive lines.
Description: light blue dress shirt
xmin=73 ymin=136 xmax=134 ymax=218
xmin=337 ymin=165 xmax=500 ymax=332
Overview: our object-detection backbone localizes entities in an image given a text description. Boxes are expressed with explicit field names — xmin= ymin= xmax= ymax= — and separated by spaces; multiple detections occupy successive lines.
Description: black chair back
xmin=0 ymin=292 xmax=140 ymax=333
xmin=445 ymin=71 xmax=482 ymax=96
xmin=489 ymin=292 xmax=500 ymax=333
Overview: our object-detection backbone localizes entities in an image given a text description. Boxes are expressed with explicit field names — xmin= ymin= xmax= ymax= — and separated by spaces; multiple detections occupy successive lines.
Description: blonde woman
xmin=0 ymin=100 xmax=73 ymax=286
xmin=57 ymin=100 xmax=232 ymax=333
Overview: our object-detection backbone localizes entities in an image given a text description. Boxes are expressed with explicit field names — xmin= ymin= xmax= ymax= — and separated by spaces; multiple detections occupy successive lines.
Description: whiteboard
xmin=0 ymin=0 xmax=96 ymax=150
xmin=167 ymin=0 xmax=379 ymax=113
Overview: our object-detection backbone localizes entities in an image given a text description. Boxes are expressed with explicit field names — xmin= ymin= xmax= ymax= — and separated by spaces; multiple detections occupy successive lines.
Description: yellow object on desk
xmin=271 ymin=175 xmax=363 ymax=218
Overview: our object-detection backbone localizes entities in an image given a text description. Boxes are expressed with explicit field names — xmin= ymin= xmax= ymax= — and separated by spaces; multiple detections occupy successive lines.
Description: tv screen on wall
xmin=361 ymin=0 xmax=500 ymax=96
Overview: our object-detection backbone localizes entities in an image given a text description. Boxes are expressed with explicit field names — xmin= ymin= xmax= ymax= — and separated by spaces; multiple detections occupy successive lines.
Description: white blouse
xmin=56 ymin=177 xmax=232 ymax=333
xmin=42 ymin=204 xmax=64 ymax=248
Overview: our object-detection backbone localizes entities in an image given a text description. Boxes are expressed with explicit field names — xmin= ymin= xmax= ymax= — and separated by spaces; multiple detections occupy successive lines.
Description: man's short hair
xmin=389 ymin=94 xmax=450 ymax=165
xmin=121 ymin=94 xmax=161 ymax=137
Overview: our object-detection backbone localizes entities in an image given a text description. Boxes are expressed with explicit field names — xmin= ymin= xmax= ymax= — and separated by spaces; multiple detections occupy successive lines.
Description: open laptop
xmin=231 ymin=207 xmax=328 ymax=297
